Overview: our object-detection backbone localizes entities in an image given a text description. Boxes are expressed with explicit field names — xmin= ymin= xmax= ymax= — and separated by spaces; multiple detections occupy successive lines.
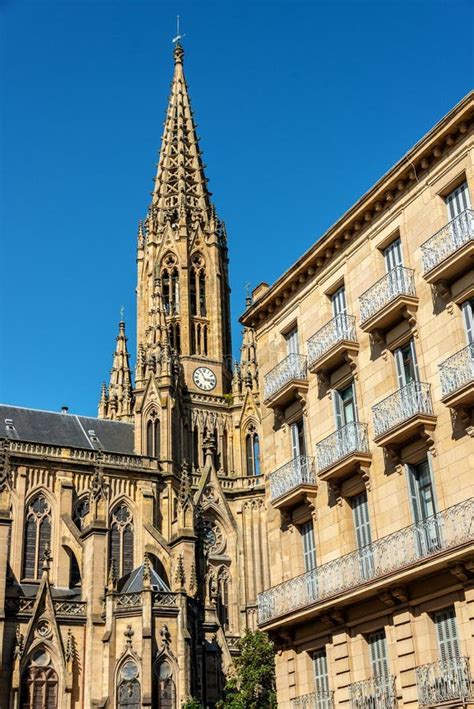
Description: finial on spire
xmin=172 ymin=15 xmax=185 ymax=64
xmin=120 ymin=305 xmax=125 ymax=323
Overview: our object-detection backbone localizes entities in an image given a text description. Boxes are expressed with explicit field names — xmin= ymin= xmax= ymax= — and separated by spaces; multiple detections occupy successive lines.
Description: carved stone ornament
xmin=90 ymin=454 xmax=109 ymax=502
xmin=202 ymin=520 xmax=225 ymax=555
xmin=0 ymin=439 xmax=12 ymax=492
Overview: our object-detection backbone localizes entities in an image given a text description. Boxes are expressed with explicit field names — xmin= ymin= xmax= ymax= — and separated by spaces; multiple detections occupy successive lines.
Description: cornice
xmin=240 ymin=92 xmax=474 ymax=328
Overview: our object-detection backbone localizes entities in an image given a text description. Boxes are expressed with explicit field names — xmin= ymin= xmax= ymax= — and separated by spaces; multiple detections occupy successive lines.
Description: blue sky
xmin=1 ymin=0 xmax=472 ymax=416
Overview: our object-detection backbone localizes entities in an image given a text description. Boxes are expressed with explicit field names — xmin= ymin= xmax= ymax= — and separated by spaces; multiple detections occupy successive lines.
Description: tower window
xmin=146 ymin=416 xmax=160 ymax=458
xmin=162 ymin=262 xmax=180 ymax=316
xmin=21 ymin=648 xmax=58 ymax=708
xmin=22 ymin=494 xmax=52 ymax=580
xmin=109 ymin=504 xmax=134 ymax=579
xmin=245 ymin=425 xmax=260 ymax=476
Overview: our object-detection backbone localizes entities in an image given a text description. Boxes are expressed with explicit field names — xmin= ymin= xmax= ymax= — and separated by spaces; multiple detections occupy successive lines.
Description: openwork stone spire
xmin=147 ymin=42 xmax=213 ymax=233
xmin=99 ymin=319 xmax=134 ymax=421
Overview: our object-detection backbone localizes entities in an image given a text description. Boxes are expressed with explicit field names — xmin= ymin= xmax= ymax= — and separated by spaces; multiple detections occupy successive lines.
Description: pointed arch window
xmin=110 ymin=504 xmax=134 ymax=579
xmin=146 ymin=415 xmax=160 ymax=458
xmin=22 ymin=494 xmax=52 ymax=580
xmin=161 ymin=253 xmax=180 ymax=317
xmin=217 ymin=568 xmax=230 ymax=631
xmin=190 ymin=253 xmax=206 ymax=318
xmin=155 ymin=660 xmax=176 ymax=709
xmin=73 ymin=496 xmax=89 ymax=530
xmin=21 ymin=648 xmax=58 ymax=708
xmin=168 ymin=322 xmax=181 ymax=354
xmin=193 ymin=427 xmax=200 ymax=469
xmin=117 ymin=660 xmax=141 ymax=709
xmin=245 ymin=425 xmax=260 ymax=476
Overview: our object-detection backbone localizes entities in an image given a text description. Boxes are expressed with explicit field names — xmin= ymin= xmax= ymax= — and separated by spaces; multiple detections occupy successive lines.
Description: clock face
xmin=193 ymin=366 xmax=217 ymax=391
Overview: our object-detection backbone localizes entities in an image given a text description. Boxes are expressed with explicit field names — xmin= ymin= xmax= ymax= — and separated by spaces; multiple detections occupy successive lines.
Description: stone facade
xmin=0 ymin=43 xmax=268 ymax=708
xmin=240 ymin=93 xmax=474 ymax=707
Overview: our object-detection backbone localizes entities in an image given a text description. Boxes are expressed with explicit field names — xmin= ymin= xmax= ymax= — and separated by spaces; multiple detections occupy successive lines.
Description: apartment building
xmin=241 ymin=92 xmax=474 ymax=707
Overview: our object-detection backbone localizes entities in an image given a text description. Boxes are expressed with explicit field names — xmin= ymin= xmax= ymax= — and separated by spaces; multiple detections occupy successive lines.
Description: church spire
xmin=147 ymin=42 xmax=213 ymax=234
xmin=99 ymin=319 xmax=134 ymax=421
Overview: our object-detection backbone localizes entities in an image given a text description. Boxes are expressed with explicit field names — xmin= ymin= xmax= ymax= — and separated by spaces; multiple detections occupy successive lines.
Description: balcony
xmin=421 ymin=209 xmax=474 ymax=284
xmin=257 ymin=498 xmax=473 ymax=626
xmin=263 ymin=353 xmax=308 ymax=409
xmin=307 ymin=314 xmax=359 ymax=376
xmin=372 ymin=381 xmax=436 ymax=448
xmin=292 ymin=690 xmax=334 ymax=709
xmin=269 ymin=455 xmax=317 ymax=510
xmin=349 ymin=675 xmax=396 ymax=709
xmin=439 ymin=344 xmax=474 ymax=410
xmin=416 ymin=656 xmax=472 ymax=707
xmin=359 ymin=266 xmax=418 ymax=334
xmin=315 ymin=422 xmax=371 ymax=482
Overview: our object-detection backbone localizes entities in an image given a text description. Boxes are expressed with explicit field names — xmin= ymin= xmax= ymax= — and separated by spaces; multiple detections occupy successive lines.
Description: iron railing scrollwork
xmin=269 ymin=455 xmax=317 ymax=502
xmin=439 ymin=344 xmax=474 ymax=399
xmin=307 ymin=314 xmax=357 ymax=368
xmin=420 ymin=209 xmax=474 ymax=275
xmin=258 ymin=498 xmax=473 ymax=624
xmin=359 ymin=266 xmax=416 ymax=325
xmin=349 ymin=675 xmax=397 ymax=709
xmin=416 ymin=656 xmax=473 ymax=706
xmin=316 ymin=422 xmax=369 ymax=473
xmin=372 ymin=381 xmax=433 ymax=438
xmin=291 ymin=690 xmax=334 ymax=708
xmin=264 ymin=353 xmax=307 ymax=402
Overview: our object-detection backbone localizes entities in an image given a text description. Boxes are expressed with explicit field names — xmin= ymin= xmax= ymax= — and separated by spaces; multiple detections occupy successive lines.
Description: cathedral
xmin=0 ymin=41 xmax=268 ymax=708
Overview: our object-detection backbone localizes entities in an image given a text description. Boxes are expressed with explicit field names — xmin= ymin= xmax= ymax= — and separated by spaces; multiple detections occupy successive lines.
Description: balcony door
xmin=286 ymin=327 xmax=299 ymax=355
xmin=395 ymin=339 xmax=419 ymax=387
xmin=384 ymin=238 xmax=403 ymax=272
xmin=291 ymin=419 xmax=306 ymax=459
xmin=301 ymin=521 xmax=318 ymax=601
xmin=435 ymin=608 xmax=461 ymax=662
xmin=313 ymin=649 xmax=331 ymax=708
xmin=408 ymin=460 xmax=440 ymax=555
xmin=368 ymin=631 xmax=392 ymax=705
xmin=462 ymin=299 xmax=474 ymax=345
xmin=332 ymin=286 xmax=347 ymax=316
xmin=446 ymin=182 xmax=471 ymax=220
xmin=334 ymin=382 xmax=358 ymax=429
xmin=352 ymin=492 xmax=374 ymax=580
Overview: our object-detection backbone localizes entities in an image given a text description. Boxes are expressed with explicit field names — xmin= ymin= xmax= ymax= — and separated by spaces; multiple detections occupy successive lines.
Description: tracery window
xmin=21 ymin=647 xmax=58 ymax=708
xmin=117 ymin=660 xmax=141 ymax=709
xmin=109 ymin=504 xmax=134 ymax=578
xmin=156 ymin=661 xmax=176 ymax=709
xmin=245 ymin=425 xmax=260 ymax=476
xmin=161 ymin=254 xmax=180 ymax=316
xmin=22 ymin=494 xmax=52 ymax=580
xmin=73 ymin=496 xmax=89 ymax=530
xmin=217 ymin=568 xmax=230 ymax=631
xmin=146 ymin=416 xmax=160 ymax=458
xmin=168 ymin=322 xmax=181 ymax=354
xmin=189 ymin=253 xmax=206 ymax=317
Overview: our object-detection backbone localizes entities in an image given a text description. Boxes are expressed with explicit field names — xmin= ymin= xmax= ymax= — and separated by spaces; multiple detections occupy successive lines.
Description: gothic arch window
xmin=245 ymin=425 xmax=260 ymax=476
xmin=65 ymin=546 xmax=81 ymax=588
xmin=109 ymin=503 xmax=134 ymax=579
xmin=21 ymin=647 xmax=58 ymax=708
xmin=193 ymin=427 xmax=200 ymax=469
xmin=190 ymin=252 xmax=206 ymax=317
xmin=22 ymin=493 xmax=52 ymax=580
xmin=217 ymin=568 xmax=230 ymax=631
xmin=117 ymin=660 xmax=141 ymax=709
xmin=155 ymin=660 xmax=176 ymax=709
xmin=161 ymin=254 xmax=180 ymax=317
xmin=168 ymin=322 xmax=181 ymax=354
xmin=146 ymin=415 xmax=160 ymax=458
xmin=222 ymin=429 xmax=229 ymax=472
xmin=73 ymin=496 xmax=89 ymax=530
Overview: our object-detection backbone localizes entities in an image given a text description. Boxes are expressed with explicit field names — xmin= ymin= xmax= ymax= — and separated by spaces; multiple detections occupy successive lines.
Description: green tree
xmin=217 ymin=630 xmax=277 ymax=709
xmin=182 ymin=699 xmax=203 ymax=709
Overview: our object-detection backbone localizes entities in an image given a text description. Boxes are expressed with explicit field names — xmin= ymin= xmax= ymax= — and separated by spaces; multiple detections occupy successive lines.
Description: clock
xmin=193 ymin=366 xmax=217 ymax=391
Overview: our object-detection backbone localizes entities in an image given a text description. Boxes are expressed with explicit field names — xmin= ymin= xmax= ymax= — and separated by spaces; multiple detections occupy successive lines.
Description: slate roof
xmin=120 ymin=564 xmax=170 ymax=593
xmin=0 ymin=404 xmax=135 ymax=455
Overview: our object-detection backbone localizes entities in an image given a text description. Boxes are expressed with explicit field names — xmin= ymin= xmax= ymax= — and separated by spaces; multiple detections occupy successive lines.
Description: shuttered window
xmin=352 ymin=492 xmax=374 ymax=579
xmin=313 ymin=648 xmax=330 ymax=695
xmin=332 ymin=286 xmax=347 ymax=316
xmin=446 ymin=182 xmax=471 ymax=220
xmin=384 ymin=238 xmax=403 ymax=271
xmin=394 ymin=339 xmax=419 ymax=387
xmin=369 ymin=630 xmax=389 ymax=679
xmin=435 ymin=608 xmax=461 ymax=662
xmin=301 ymin=522 xmax=317 ymax=572
xmin=290 ymin=420 xmax=306 ymax=458
xmin=462 ymin=299 xmax=474 ymax=345
xmin=286 ymin=327 xmax=299 ymax=355
xmin=333 ymin=381 xmax=358 ymax=428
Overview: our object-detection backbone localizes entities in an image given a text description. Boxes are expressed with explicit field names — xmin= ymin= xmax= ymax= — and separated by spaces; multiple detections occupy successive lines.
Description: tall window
xmin=407 ymin=459 xmax=439 ymax=554
xmin=394 ymin=339 xmax=419 ymax=387
xmin=352 ymin=492 xmax=373 ymax=580
xmin=462 ymin=299 xmax=474 ymax=344
xmin=21 ymin=648 xmax=58 ymax=708
xmin=155 ymin=661 xmax=176 ymax=709
xmin=190 ymin=253 xmax=206 ymax=317
xmin=313 ymin=649 xmax=331 ymax=706
xmin=384 ymin=237 xmax=403 ymax=271
xmin=245 ymin=425 xmax=260 ymax=476
xmin=435 ymin=607 xmax=461 ymax=662
xmin=333 ymin=381 xmax=357 ymax=429
xmin=217 ymin=568 xmax=230 ymax=630
xmin=146 ymin=417 xmax=160 ymax=458
xmin=445 ymin=181 xmax=471 ymax=220
xmin=290 ymin=419 xmax=306 ymax=459
xmin=285 ymin=326 xmax=299 ymax=355
xmin=332 ymin=286 xmax=347 ymax=316
xmin=162 ymin=253 xmax=180 ymax=316
xmin=193 ymin=427 xmax=200 ymax=469
xmin=168 ymin=322 xmax=181 ymax=354
xmin=117 ymin=660 xmax=141 ymax=709
xmin=23 ymin=494 xmax=52 ymax=580
xmin=368 ymin=630 xmax=390 ymax=679
xmin=302 ymin=521 xmax=318 ymax=600
xmin=110 ymin=504 xmax=134 ymax=579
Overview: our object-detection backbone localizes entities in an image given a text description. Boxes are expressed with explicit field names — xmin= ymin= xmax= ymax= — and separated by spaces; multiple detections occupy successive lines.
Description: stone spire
xmin=99 ymin=319 xmax=134 ymax=421
xmin=147 ymin=42 xmax=213 ymax=235
xmin=232 ymin=327 xmax=259 ymax=399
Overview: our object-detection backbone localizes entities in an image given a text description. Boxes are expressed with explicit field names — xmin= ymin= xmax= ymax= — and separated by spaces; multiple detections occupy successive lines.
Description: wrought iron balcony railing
xmin=416 ymin=656 xmax=472 ymax=707
xmin=316 ymin=422 xmax=369 ymax=474
xmin=359 ymin=266 xmax=416 ymax=325
xmin=292 ymin=690 xmax=334 ymax=709
xmin=258 ymin=498 xmax=473 ymax=624
xmin=421 ymin=209 xmax=474 ymax=275
xmin=439 ymin=344 xmax=474 ymax=399
xmin=372 ymin=381 xmax=433 ymax=439
xmin=269 ymin=455 xmax=316 ymax=502
xmin=307 ymin=314 xmax=357 ymax=368
xmin=264 ymin=353 xmax=308 ymax=402
xmin=349 ymin=675 xmax=396 ymax=709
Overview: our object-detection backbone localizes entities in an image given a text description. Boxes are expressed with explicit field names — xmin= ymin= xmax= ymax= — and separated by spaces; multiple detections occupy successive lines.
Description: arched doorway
xmin=21 ymin=647 xmax=58 ymax=708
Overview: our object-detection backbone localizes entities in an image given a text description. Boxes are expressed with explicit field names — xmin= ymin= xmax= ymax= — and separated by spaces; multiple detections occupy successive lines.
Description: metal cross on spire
xmin=120 ymin=305 xmax=125 ymax=322
xmin=172 ymin=14 xmax=186 ymax=44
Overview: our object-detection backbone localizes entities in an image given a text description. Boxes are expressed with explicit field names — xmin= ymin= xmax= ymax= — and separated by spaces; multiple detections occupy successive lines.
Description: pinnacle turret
xmin=98 ymin=320 xmax=134 ymax=421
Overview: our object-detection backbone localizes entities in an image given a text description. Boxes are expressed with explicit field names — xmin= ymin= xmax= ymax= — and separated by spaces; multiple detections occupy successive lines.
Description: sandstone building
xmin=0 ymin=43 xmax=268 ymax=708
xmin=241 ymin=92 xmax=474 ymax=707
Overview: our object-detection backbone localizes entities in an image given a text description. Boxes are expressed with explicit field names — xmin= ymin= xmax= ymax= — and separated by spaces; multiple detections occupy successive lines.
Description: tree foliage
xmin=217 ymin=629 xmax=277 ymax=709
xmin=182 ymin=699 xmax=203 ymax=709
